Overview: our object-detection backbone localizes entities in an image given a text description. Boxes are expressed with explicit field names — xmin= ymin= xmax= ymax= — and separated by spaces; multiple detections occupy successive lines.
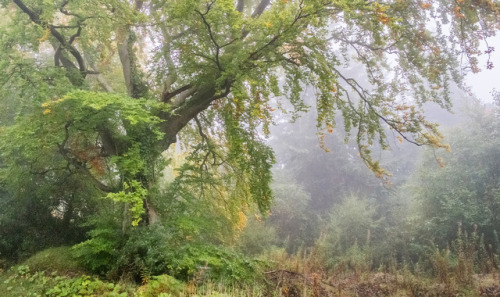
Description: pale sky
xmin=464 ymin=35 xmax=500 ymax=103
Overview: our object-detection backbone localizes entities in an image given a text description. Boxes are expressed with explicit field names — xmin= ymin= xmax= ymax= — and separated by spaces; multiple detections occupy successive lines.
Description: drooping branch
xmin=248 ymin=7 xmax=309 ymax=61
xmin=333 ymin=69 xmax=422 ymax=147
xmin=194 ymin=115 xmax=209 ymax=144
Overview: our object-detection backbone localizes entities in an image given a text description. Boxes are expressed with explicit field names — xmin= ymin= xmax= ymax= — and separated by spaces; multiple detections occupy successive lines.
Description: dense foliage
xmin=0 ymin=0 xmax=499 ymax=289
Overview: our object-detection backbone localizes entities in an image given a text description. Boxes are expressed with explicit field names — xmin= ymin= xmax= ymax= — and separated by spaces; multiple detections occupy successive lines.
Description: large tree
xmin=0 ymin=0 xmax=498 ymax=252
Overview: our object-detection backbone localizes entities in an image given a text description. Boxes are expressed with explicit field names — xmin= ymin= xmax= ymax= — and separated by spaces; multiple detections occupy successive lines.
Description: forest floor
xmin=1 ymin=264 xmax=500 ymax=297
xmin=265 ymin=269 xmax=500 ymax=297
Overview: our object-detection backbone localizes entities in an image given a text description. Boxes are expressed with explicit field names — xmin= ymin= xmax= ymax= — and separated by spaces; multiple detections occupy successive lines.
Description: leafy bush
xmin=164 ymin=244 xmax=264 ymax=283
xmin=72 ymin=215 xmax=124 ymax=276
xmin=73 ymin=222 xmax=263 ymax=284
xmin=113 ymin=225 xmax=175 ymax=280
xmin=116 ymin=226 xmax=264 ymax=283
xmin=137 ymin=275 xmax=184 ymax=297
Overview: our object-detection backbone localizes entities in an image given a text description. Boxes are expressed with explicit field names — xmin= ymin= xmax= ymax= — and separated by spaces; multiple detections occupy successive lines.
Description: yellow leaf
xmin=420 ymin=3 xmax=431 ymax=9
xmin=39 ymin=28 xmax=50 ymax=43
xmin=235 ymin=211 xmax=247 ymax=231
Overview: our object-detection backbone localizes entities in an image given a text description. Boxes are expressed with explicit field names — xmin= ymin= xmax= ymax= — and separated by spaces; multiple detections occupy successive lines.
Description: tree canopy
xmin=0 ymin=0 xmax=499 ymax=264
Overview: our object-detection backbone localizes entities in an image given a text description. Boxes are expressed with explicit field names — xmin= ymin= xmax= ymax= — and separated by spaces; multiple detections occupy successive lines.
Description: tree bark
xmin=160 ymin=80 xmax=231 ymax=148
xmin=252 ymin=0 xmax=271 ymax=18
xmin=237 ymin=0 xmax=245 ymax=12
xmin=117 ymin=1 xmax=145 ymax=99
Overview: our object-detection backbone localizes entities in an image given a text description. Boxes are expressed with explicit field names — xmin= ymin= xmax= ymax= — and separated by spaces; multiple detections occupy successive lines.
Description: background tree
xmin=408 ymin=101 xmax=500 ymax=248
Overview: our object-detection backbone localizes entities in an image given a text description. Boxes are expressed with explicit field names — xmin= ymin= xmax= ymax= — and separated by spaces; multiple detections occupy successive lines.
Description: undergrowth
xmin=1 ymin=225 xmax=499 ymax=296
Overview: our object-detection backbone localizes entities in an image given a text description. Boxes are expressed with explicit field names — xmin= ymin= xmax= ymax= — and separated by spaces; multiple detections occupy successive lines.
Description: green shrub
xmin=137 ymin=274 xmax=184 ymax=297
xmin=73 ymin=222 xmax=264 ymax=284
xmin=163 ymin=244 xmax=264 ymax=283
xmin=117 ymin=228 xmax=264 ymax=284
xmin=72 ymin=216 xmax=124 ymax=276
xmin=112 ymin=224 xmax=175 ymax=280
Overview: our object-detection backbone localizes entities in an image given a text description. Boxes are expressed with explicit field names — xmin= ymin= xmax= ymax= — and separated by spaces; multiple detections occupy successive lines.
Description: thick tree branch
xmin=54 ymin=45 xmax=77 ymax=69
xmin=161 ymin=81 xmax=231 ymax=147
xmin=12 ymin=0 xmax=40 ymax=23
xmin=241 ymin=0 xmax=272 ymax=38
xmin=161 ymin=84 xmax=193 ymax=103
xmin=48 ymin=28 xmax=86 ymax=72
xmin=13 ymin=0 xmax=86 ymax=74
xmin=237 ymin=0 xmax=245 ymax=13
xmin=117 ymin=31 xmax=133 ymax=95
xmin=68 ymin=25 xmax=82 ymax=45
xmin=251 ymin=0 xmax=271 ymax=18
xmin=172 ymin=88 xmax=196 ymax=107
xmin=116 ymin=0 xmax=146 ymax=98
xmin=89 ymin=62 xmax=114 ymax=92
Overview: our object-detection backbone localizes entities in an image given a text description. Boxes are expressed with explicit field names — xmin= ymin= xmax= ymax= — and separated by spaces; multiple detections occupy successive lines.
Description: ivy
xmin=106 ymin=180 xmax=148 ymax=226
